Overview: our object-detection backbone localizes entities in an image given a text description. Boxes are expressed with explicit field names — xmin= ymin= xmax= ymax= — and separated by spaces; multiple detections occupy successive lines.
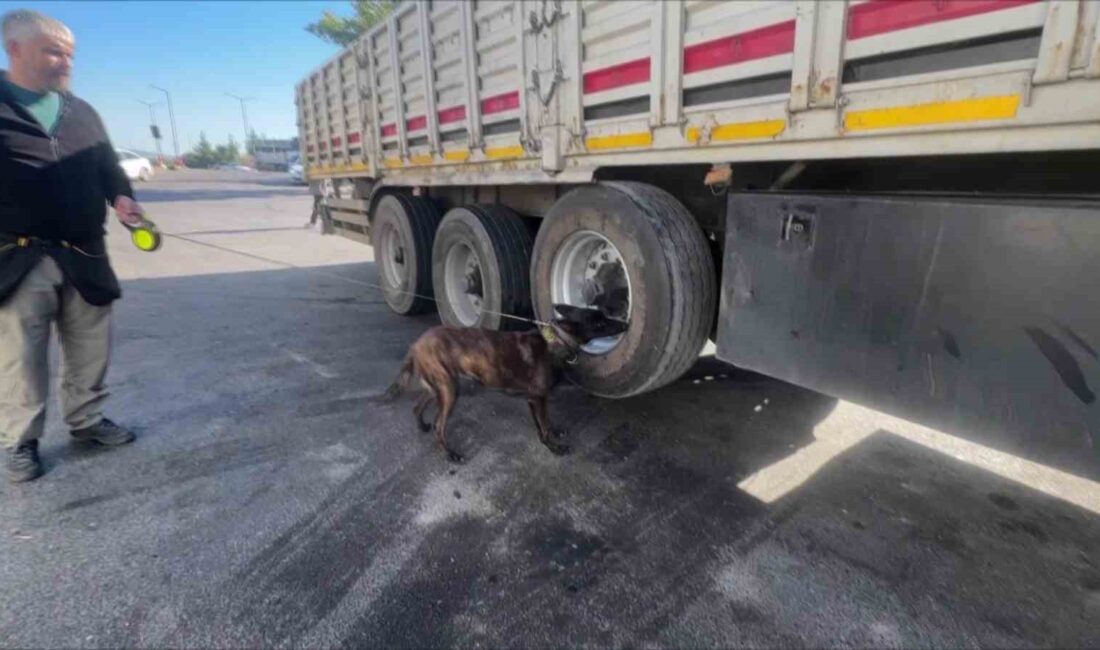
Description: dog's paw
xmin=446 ymin=449 xmax=465 ymax=464
xmin=546 ymin=441 xmax=571 ymax=456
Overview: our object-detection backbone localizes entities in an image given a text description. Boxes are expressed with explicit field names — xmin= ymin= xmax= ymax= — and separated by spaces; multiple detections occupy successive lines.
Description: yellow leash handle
xmin=123 ymin=217 xmax=162 ymax=252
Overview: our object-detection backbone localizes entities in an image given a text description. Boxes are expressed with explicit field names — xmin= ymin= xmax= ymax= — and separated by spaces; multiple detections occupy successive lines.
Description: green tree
xmin=185 ymin=131 xmax=218 ymax=168
xmin=306 ymin=0 xmax=397 ymax=47
xmin=185 ymin=133 xmax=242 ymax=168
xmin=214 ymin=135 xmax=241 ymax=165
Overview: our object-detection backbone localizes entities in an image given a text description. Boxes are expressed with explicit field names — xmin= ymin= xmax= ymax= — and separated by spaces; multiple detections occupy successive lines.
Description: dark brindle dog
xmin=385 ymin=305 xmax=627 ymax=462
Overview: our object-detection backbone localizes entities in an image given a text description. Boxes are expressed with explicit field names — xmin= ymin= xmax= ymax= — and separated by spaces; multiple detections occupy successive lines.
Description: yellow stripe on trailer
xmin=383 ymin=157 xmax=403 ymax=168
xmin=686 ymin=119 xmax=786 ymax=143
xmin=485 ymin=145 xmax=525 ymax=160
xmin=443 ymin=150 xmax=470 ymax=162
xmin=844 ymin=95 xmax=1020 ymax=131
xmin=409 ymin=153 xmax=434 ymax=166
xmin=586 ymin=131 xmax=653 ymax=151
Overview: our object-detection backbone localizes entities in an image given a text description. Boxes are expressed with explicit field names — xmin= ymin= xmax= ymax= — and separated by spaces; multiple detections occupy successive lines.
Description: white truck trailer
xmin=253 ymin=139 xmax=299 ymax=171
xmin=296 ymin=0 xmax=1100 ymax=478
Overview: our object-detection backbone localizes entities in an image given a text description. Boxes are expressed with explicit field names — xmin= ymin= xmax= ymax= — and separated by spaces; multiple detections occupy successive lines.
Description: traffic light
xmin=151 ymin=125 xmax=162 ymax=139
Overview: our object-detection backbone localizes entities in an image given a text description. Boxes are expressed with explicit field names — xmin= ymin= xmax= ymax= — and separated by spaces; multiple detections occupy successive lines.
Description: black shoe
xmin=70 ymin=418 xmax=136 ymax=447
xmin=6 ymin=440 xmax=43 ymax=483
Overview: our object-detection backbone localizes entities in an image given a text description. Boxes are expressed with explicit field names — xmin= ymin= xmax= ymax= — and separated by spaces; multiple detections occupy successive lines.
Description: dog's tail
xmin=382 ymin=356 xmax=415 ymax=400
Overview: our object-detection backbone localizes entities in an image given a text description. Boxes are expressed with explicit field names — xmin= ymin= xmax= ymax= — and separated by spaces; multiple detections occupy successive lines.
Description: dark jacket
xmin=0 ymin=71 xmax=133 ymax=306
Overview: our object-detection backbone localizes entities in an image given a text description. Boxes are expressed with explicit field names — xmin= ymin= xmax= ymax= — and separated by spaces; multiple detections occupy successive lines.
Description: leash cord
xmin=158 ymin=230 xmax=553 ymax=329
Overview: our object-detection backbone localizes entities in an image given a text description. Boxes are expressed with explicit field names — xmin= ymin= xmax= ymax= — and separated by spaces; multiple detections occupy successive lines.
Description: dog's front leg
xmin=528 ymin=396 xmax=569 ymax=456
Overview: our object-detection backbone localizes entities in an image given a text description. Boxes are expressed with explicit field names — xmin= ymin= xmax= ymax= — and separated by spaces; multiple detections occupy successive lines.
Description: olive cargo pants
xmin=0 ymin=256 xmax=110 ymax=448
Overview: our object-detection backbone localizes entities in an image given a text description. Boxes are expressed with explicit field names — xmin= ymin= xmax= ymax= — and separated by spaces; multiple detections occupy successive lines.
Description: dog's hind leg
xmin=528 ymin=396 xmax=569 ymax=456
xmin=413 ymin=392 xmax=434 ymax=432
xmin=433 ymin=378 xmax=462 ymax=463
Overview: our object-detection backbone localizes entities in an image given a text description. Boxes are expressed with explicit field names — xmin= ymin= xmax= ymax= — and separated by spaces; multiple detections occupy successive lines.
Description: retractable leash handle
xmin=122 ymin=217 xmax=162 ymax=252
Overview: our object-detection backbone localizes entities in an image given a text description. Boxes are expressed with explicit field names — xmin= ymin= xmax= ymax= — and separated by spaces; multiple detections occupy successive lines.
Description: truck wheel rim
xmin=378 ymin=223 xmax=407 ymax=291
xmin=550 ymin=230 xmax=631 ymax=354
xmin=444 ymin=242 xmax=483 ymax=326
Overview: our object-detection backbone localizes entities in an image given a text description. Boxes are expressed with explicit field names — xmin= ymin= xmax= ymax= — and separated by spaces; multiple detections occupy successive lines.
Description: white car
xmin=117 ymin=149 xmax=153 ymax=182
xmin=288 ymin=161 xmax=305 ymax=184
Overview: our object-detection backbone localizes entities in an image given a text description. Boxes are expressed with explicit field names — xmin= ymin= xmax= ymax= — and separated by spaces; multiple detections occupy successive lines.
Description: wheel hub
xmin=464 ymin=262 xmax=483 ymax=300
xmin=550 ymin=231 xmax=632 ymax=354
xmin=444 ymin=242 xmax=484 ymax=326
xmin=379 ymin=223 xmax=408 ymax=290
xmin=581 ymin=278 xmax=600 ymax=305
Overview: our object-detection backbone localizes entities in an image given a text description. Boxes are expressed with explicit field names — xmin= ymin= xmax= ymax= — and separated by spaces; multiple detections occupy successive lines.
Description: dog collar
xmin=542 ymin=325 xmax=580 ymax=365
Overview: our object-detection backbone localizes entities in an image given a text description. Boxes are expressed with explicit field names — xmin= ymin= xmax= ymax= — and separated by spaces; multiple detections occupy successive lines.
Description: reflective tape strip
xmin=583 ymin=58 xmax=650 ymax=94
xmin=484 ymin=145 xmax=525 ymax=159
xmin=844 ymin=95 xmax=1021 ymax=131
xmin=481 ymin=91 xmax=520 ymax=115
xmin=585 ymin=131 xmax=653 ymax=150
xmin=847 ymin=0 xmax=1040 ymax=40
xmin=686 ymin=119 xmax=786 ymax=143
xmin=438 ymin=105 xmax=466 ymax=125
xmin=683 ymin=20 xmax=796 ymax=75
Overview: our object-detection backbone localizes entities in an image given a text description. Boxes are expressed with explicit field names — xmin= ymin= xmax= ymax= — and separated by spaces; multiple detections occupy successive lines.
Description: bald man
xmin=2 ymin=9 xmax=144 ymax=482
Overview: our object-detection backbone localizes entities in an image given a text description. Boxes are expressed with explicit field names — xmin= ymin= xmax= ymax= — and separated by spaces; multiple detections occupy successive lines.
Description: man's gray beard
xmin=47 ymin=76 xmax=70 ymax=92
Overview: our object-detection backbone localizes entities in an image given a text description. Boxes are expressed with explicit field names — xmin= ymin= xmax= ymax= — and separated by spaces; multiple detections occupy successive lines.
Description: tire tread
xmin=601 ymin=182 xmax=717 ymax=395
xmin=390 ymin=193 xmax=441 ymax=315
xmin=469 ymin=204 xmax=533 ymax=330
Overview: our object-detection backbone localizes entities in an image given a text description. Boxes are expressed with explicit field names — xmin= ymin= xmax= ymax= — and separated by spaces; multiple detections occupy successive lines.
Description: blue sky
xmin=1 ymin=0 xmax=349 ymax=156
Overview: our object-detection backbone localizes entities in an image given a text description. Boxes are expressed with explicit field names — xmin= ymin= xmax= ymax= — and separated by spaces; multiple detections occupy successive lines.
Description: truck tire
xmin=432 ymin=204 xmax=533 ymax=330
xmin=530 ymin=182 xmax=716 ymax=397
xmin=372 ymin=193 xmax=441 ymax=315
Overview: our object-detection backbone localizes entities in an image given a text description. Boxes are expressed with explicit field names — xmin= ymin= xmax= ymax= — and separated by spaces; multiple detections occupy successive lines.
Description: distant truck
xmin=253 ymin=138 xmax=299 ymax=171
xmin=296 ymin=0 xmax=1100 ymax=478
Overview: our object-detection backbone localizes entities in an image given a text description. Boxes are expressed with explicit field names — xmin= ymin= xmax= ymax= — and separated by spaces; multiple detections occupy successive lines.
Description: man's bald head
xmin=2 ymin=9 xmax=74 ymax=92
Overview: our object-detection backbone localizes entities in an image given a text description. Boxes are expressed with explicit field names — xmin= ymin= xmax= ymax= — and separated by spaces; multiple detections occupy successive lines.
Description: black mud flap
xmin=717 ymin=193 xmax=1100 ymax=479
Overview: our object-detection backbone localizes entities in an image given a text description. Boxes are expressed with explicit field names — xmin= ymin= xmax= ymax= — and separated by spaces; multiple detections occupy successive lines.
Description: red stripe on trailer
xmin=331 ymin=136 xmax=342 ymax=147
xmin=480 ymin=91 xmax=520 ymax=115
xmin=347 ymin=132 xmax=361 ymax=145
xmin=438 ymin=105 xmax=466 ymax=124
xmin=380 ymin=123 xmax=397 ymax=137
xmin=847 ymin=0 xmax=1040 ymax=40
xmin=306 ymin=145 xmax=314 ymax=152
xmin=583 ymin=58 xmax=650 ymax=94
xmin=683 ymin=19 xmax=796 ymax=75
xmin=406 ymin=115 xmax=427 ymax=131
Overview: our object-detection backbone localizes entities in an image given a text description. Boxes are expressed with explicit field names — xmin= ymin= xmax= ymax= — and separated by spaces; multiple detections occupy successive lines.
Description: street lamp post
xmin=136 ymin=99 xmax=162 ymax=160
xmin=225 ymin=93 xmax=255 ymax=155
xmin=149 ymin=85 xmax=179 ymax=160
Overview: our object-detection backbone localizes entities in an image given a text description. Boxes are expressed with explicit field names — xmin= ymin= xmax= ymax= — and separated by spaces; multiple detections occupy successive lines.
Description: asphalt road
xmin=1 ymin=170 xmax=1098 ymax=648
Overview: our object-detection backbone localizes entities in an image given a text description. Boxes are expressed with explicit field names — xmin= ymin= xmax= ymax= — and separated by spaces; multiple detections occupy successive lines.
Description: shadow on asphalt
xmin=2 ymin=261 xmax=1098 ymax=648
